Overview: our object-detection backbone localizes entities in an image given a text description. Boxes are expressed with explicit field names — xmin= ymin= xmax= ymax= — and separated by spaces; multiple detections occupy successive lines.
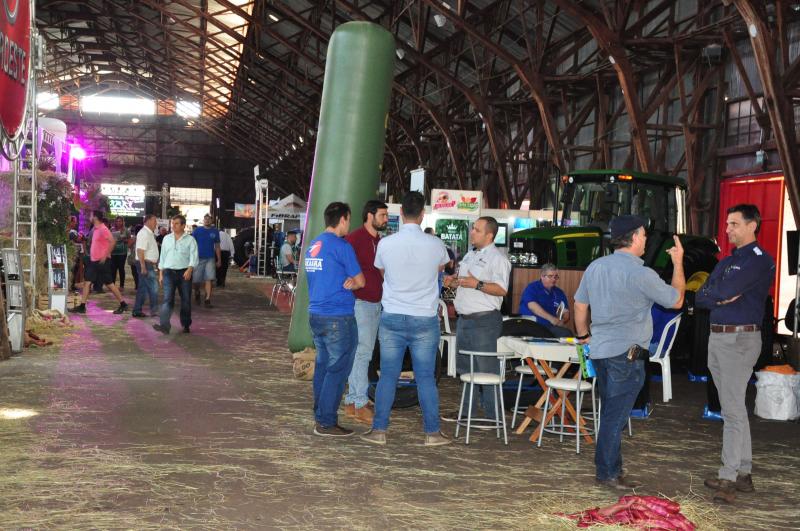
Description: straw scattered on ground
xmin=0 ymin=274 xmax=798 ymax=529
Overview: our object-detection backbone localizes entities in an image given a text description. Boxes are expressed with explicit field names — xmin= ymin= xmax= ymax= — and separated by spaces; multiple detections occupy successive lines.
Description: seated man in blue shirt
xmin=518 ymin=263 xmax=572 ymax=337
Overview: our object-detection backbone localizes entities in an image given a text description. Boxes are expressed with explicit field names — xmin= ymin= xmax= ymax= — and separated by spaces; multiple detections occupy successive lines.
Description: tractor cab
xmin=509 ymin=169 xmax=717 ymax=273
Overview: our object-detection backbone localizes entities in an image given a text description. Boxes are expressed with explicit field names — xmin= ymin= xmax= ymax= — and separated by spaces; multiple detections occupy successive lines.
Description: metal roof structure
xmin=34 ymin=1 xmax=800 ymax=231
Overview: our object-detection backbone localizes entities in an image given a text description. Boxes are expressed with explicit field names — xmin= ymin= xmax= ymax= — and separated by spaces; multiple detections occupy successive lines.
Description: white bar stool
xmin=537 ymin=376 xmax=596 ymax=454
xmin=455 ymin=350 xmax=513 ymax=445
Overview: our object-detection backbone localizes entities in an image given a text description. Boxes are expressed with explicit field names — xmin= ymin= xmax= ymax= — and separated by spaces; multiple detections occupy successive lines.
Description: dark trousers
xmin=593 ymin=354 xmax=645 ymax=481
xmin=130 ymin=262 xmax=139 ymax=289
xmin=159 ymin=268 xmax=192 ymax=331
xmin=456 ymin=310 xmax=503 ymax=418
xmin=111 ymin=254 xmax=127 ymax=288
xmin=217 ymin=250 xmax=231 ymax=287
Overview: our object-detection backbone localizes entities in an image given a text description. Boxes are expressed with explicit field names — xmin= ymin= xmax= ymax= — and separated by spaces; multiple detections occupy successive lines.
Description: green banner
xmin=435 ymin=218 xmax=470 ymax=260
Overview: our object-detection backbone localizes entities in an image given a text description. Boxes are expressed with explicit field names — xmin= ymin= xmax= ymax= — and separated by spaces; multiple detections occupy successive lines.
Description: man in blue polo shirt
xmin=518 ymin=263 xmax=572 ymax=337
xmin=192 ymin=214 xmax=221 ymax=308
xmin=306 ymin=202 xmax=365 ymax=438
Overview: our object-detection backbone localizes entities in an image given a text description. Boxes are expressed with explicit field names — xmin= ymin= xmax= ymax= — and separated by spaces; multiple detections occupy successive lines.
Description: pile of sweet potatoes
xmin=560 ymin=495 xmax=696 ymax=530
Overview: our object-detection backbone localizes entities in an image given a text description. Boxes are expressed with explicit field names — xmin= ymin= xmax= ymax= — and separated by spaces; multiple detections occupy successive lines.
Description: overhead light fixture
xmin=434 ymin=14 xmax=447 ymax=27
xmin=298 ymin=135 xmax=304 ymax=143
xmin=291 ymin=143 xmax=297 ymax=150
xmin=608 ymin=55 xmax=616 ymax=64
xmin=268 ymin=13 xmax=279 ymax=22
xmin=396 ymin=48 xmax=405 ymax=59
xmin=131 ymin=117 xmax=140 ymax=123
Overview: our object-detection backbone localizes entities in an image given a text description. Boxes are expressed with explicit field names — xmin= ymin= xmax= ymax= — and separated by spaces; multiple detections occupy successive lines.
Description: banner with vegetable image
xmin=435 ymin=218 xmax=470 ymax=261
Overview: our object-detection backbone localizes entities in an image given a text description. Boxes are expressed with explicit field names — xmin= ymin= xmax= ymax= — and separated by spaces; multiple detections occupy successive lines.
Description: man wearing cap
xmin=279 ymin=231 xmax=298 ymax=272
xmin=695 ymin=204 xmax=775 ymax=505
xmin=574 ymin=215 xmax=685 ymax=491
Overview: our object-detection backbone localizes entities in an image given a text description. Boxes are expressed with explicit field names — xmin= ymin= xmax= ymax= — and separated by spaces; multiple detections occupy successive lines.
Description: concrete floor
xmin=0 ymin=273 xmax=798 ymax=529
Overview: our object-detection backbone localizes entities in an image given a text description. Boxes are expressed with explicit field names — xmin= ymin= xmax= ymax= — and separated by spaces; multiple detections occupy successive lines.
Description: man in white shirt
xmin=361 ymin=192 xmax=452 ymax=447
xmin=279 ymin=231 xmax=298 ymax=272
xmin=132 ymin=214 xmax=160 ymax=318
xmin=443 ymin=217 xmax=511 ymax=421
xmin=217 ymin=229 xmax=234 ymax=288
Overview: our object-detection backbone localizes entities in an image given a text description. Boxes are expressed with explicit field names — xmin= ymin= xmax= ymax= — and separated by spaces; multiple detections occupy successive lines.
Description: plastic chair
xmin=455 ymin=349 xmax=514 ymax=445
xmin=269 ymin=256 xmax=296 ymax=307
xmin=438 ymin=299 xmax=458 ymax=377
xmin=649 ymin=313 xmax=682 ymax=402
xmin=537 ymin=350 xmax=596 ymax=454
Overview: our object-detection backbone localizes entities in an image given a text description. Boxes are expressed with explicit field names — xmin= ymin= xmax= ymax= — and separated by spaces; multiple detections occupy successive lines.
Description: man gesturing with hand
xmin=573 ymin=215 xmax=685 ymax=492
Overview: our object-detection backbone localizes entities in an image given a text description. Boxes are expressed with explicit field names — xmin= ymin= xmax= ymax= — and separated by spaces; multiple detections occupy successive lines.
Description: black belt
xmin=460 ymin=310 xmax=500 ymax=320
xmin=710 ymin=324 xmax=760 ymax=333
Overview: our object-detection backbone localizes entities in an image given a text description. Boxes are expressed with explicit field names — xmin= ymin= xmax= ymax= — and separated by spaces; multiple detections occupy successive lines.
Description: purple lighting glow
xmin=71 ymin=145 xmax=87 ymax=161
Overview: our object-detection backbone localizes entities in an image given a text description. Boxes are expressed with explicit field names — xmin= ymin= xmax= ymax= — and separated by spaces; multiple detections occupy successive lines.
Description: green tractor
xmin=508 ymin=170 xmax=727 ymax=411
xmin=508 ymin=169 xmax=719 ymax=289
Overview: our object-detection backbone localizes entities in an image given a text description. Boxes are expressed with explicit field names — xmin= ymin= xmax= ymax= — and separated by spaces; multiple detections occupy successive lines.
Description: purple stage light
xmin=71 ymin=145 xmax=87 ymax=161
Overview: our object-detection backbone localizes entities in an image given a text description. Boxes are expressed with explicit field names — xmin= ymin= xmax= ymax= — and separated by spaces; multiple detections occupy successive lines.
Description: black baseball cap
xmin=609 ymin=215 xmax=647 ymax=239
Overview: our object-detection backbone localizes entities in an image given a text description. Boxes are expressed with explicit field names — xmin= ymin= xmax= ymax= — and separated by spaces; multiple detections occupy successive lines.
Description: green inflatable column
xmin=288 ymin=22 xmax=395 ymax=352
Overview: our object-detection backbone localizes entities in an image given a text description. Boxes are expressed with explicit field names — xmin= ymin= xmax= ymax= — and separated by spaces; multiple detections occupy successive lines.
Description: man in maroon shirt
xmin=343 ymin=200 xmax=388 ymax=423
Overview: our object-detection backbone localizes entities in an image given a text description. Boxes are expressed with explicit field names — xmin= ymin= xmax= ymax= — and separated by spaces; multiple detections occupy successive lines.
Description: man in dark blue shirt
xmin=695 ymin=204 xmax=775 ymax=505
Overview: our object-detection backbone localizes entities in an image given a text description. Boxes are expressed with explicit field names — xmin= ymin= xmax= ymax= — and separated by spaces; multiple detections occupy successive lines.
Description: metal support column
xmin=254 ymin=178 xmax=270 ymax=277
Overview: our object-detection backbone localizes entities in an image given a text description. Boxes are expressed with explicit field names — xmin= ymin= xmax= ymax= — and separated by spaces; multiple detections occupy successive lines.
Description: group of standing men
xmin=305 ymin=192 xmax=512 ymax=445
xmin=71 ymin=211 xmax=230 ymax=336
xmin=303 ymin=193 xmax=773 ymax=505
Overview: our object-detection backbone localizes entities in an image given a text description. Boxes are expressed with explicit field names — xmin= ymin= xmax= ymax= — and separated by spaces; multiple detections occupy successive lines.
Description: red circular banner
xmin=0 ymin=0 xmax=31 ymax=140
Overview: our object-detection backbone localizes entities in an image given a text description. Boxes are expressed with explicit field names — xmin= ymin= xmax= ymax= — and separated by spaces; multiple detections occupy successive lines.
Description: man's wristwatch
xmin=475 ymin=281 xmax=484 ymax=291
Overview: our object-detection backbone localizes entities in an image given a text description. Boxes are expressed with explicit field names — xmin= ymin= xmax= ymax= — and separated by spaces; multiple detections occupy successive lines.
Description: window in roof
xmin=80 ymin=95 xmax=156 ymax=116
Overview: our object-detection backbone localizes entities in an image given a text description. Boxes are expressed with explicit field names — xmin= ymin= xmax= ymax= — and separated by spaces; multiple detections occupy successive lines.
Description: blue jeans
xmin=345 ymin=300 xmax=381 ymax=408
xmin=456 ymin=311 xmax=503 ymax=419
xmin=593 ymin=354 xmax=645 ymax=481
xmin=160 ymin=269 xmax=192 ymax=331
xmin=310 ymin=314 xmax=358 ymax=428
xmin=133 ymin=263 xmax=159 ymax=314
xmin=373 ymin=313 xmax=441 ymax=433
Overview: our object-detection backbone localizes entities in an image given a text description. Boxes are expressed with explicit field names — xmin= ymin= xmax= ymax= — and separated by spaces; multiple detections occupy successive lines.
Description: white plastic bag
xmin=754 ymin=371 xmax=800 ymax=421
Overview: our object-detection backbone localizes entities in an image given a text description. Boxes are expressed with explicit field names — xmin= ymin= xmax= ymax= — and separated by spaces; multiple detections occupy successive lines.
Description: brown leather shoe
xmin=424 ymin=431 xmax=452 ymax=447
xmin=705 ymin=475 xmax=755 ymax=493
xmin=712 ymin=481 xmax=737 ymax=505
xmin=344 ymin=403 xmax=356 ymax=417
xmin=354 ymin=404 xmax=375 ymax=424
xmin=735 ymin=474 xmax=755 ymax=493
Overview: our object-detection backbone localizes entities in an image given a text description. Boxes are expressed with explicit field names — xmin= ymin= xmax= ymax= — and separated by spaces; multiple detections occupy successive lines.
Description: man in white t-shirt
xmin=217 ymin=229 xmax=234 ymax=288
xmin=279 ymin=231 xmax=297 ymax=272
xmin=361 ymin=192 xmax=451 ymax=447
xmin=132 ymin=214 xmax=160 ymax=317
